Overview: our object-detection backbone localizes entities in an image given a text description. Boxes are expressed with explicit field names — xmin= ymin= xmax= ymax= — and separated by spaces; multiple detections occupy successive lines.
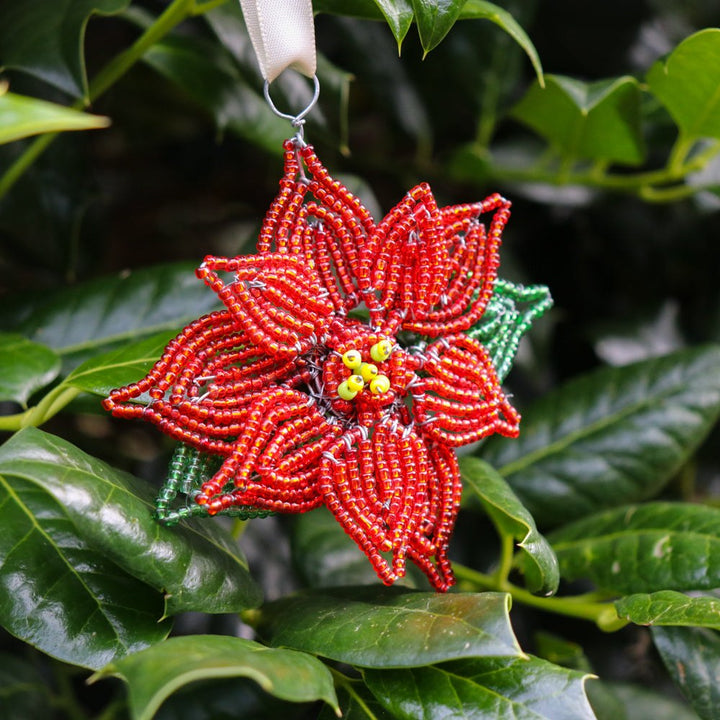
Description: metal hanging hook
xmin=263 ymin=74 xmax=320 ymax=143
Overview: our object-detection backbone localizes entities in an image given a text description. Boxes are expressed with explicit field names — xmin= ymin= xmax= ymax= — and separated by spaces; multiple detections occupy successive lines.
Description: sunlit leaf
xmin=647 ymin=29 xmax=720 ymax=140
xmin=0 ymin=84 xmax=109 ymax=144
xmin=511 ymin=75 xmax=645 ymax=164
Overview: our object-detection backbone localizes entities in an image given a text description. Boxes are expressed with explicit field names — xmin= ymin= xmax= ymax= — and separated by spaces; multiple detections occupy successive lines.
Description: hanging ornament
xmin=103 ymin=1 xmax=552 ymax=592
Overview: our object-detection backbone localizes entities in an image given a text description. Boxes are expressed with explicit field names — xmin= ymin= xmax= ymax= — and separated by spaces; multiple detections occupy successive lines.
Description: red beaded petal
xmin=413 ymin=333 xmax=520 ymax=447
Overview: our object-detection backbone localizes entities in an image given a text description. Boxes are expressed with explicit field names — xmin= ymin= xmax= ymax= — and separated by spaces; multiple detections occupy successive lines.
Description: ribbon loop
xmin=239 ymin=0 xmax=317 ymax=82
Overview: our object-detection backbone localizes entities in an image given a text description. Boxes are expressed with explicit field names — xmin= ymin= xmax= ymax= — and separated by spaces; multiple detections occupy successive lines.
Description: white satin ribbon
xmin=239 ymin=0 xmax=317 ymax=82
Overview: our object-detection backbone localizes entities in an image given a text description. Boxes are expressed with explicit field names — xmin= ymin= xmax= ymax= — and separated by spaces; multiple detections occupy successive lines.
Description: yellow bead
xmin=359 ymin=362 xmax=378 ymax=382
xmin=346 ymin=374 xmax=365 ymax=392
xmin=370 ymin=374 xmax=391 ymax=394
xmin=342 ymin=349 xmax=362 ymax=369
xmin=370 ymin=340 xmax=393 ymax=363
xmin=338 ymin=381 xmax=358 ymax=401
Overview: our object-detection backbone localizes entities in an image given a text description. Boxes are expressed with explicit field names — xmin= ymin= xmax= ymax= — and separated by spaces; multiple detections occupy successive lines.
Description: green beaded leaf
xmin=469 ymin=278 xmax=552 ymax=382
xmin=154 ymin=443 xmax=274 ymax=524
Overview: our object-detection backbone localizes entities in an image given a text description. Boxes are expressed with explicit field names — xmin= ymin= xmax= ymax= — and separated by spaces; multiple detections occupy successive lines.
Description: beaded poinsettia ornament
xmin=104 ymin=136 xmax=551 ymax=592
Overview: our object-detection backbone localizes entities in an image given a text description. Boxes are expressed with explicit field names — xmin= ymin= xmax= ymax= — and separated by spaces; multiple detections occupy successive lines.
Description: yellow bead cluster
xmin=338 ymin=343 xmax=392 ymax=400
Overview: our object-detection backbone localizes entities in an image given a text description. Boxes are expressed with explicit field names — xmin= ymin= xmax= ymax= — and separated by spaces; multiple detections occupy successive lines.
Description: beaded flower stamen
xmin=104 ymin=137 xmax=551 ymax=591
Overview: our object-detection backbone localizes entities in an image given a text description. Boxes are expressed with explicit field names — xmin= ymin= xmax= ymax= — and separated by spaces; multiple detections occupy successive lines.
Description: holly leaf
xmin=318 ymin=683 xmax=395 ymax=720
xmin=482 ymin=346 xmax=720 ymax=527
xmin=0 ymin=467 xmax=170 ymax=670
xmin=364 ymin=656 xmax=596 ymax=720
xmin=652 ymin=626 xmax=720 ymax=720
xmin=616 ymin=591 xmax=720 ymax=630
xmin=0 ymin=262 xmax=220 ymax=373
xmin=0 ymin=0 xmax=130 ymax=100
xmin=257 ymin=588 xmax=523 ymax=668
xmin=647 ymin=29 xmax=720 ymax=141
xmin=511 ymin=75 xmax=645 ymax=164
xmin=95 ymin=635 xmax=339 ymax=720
xmin=460 ymin=457 xmax=559 ymax=596
xmin=0 ymin=333 xmax=60 ymax=405
xmin=0 ymin=84 xmax=109 ymax=144
xmin=0 ymin=428 xmax=262 ymax=617
xmin=549 ymin=502 xmax=720 ymax=594
xmin=63 ymin=330 xmax=175 ymax=397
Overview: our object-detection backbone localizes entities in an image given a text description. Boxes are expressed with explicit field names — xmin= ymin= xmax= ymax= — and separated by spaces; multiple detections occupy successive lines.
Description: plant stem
xmin=0 ymin=385 xmax=81 ymax=431
xmin=453 ymin=563 xmax=627 ymax=632
xmin=493 ymin=533 xmax=515 ymax=586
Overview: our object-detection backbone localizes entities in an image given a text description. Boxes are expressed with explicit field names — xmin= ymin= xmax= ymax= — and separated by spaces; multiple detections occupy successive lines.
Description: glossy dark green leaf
xmin=0 ymin=428 xmax=262 ymax=617
xmin=319 ymin=683 xmax=395 ymax=720
xmin=257 ymin=588 xmax=522 ymax=668
xmin=0 ymin=652 xmax=53 ymax=719
xmin=0 ymin=333 xmax=60 ymax=405
xmin=292 ymin=507 xmax=402 ymax=589
xmin=63 ymin=330 xmax=174 ymax=397
xmin=460 ymin=457 xmax=559 ymax=596
xmin=590 ymin=682 xmax=699 ymax=720
xmin=143 ymin=35 xmax=290 ymax=155
xmin=154 ymin=676 xmax=304 ymax=720
xmin=653 ymin=626 xmax=720 ymax=720
xmin=482 ymin=346 xmax=720 ymax=527
xmin=616 ymin=591 xmax=720 ymax=630
xmin=0 ymin=0 xmax=130 ymax=99
xmin=364 ymin=656 xmax=595 ymax=720
xmin=0 ymin=466 xmax=170 ymax=670
xmin=647 ymin=29 xmax=720 ymax=140
xmin=373 ymin=0 xmax=414 ymax=46
xmin=511 ymin=75 xmax=645 ymax=164
xmin=459 ymin=1 xmax=544 ymax=85
xmin=411 ymin=0 xmax=465 ymax=54
xmin=0 ymin=85 xmax=109 ymax=144
xmin=0 ymin=262 xmax=220 ymax=372
xmin=97 ymin=635 xmax=339 ymax=720
xmin=549 ymin=502 xmax=720 ymax=594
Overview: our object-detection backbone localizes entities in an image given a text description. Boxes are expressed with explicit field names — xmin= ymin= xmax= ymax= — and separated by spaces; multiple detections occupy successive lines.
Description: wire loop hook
xmin=263 ymin=75 xmax=320 ymax=144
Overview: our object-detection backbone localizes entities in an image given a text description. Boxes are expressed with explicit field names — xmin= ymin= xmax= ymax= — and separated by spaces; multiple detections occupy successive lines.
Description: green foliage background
xmin=1 ymin=1 xmax=720 ymax=718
